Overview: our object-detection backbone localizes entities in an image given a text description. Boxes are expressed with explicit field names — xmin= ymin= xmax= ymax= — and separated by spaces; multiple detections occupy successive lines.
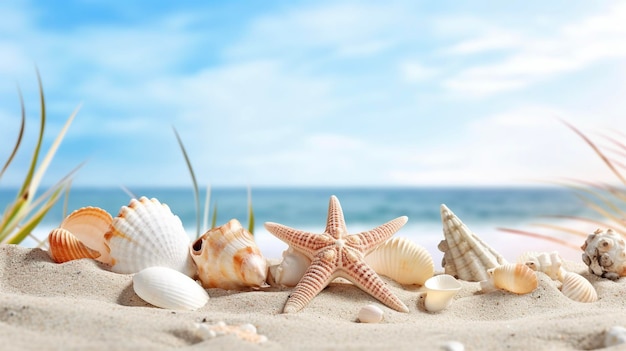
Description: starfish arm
xmin=283 ymin=250 xmax=337 ymax=313
xmin=264 ymin=222 xmax=330 ymax=257
xmin=339 ymin=249 xmax=409 ymax=313
xmin=352 ymin=216 xmax=408 ymax=254
xmin=325 ymin=195 xmax=348 ymax=239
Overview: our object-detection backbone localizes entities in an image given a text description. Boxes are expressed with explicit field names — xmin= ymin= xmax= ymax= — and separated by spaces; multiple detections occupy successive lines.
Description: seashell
xmin=194 ymin=321 xmax=268 ymax=344
xmin=423 ymin=274 xmax=462 ymax=312
xmin=604 ymin=326 xmax=626 ymax=348
xmin=517 ymin=251 xmax=565 ymax=281
xmin=357 ymin=304 xmax=384 ymax=323
xmin=439 ymin=204 xmax=508 ymax=282
xmin=105 ymin=197 xmax=195 ymax=277
xmin=132 ymin=266 xmax=209 ymax=310
xmin=560 ymin=271 xmax=597 ymax=303
xmin=190 ymin=219 xmax=268 ymax=290
xmin=480 ymin=263 xmax=538 ymax=294
xmin=47 ymin=206 xmax=113 ymax=264
xmin=581 ymin=228 xmax=626 ymax=280
xmin=269 ymin=246 xmax=311 ymax=287
xmin=364 ymin=237 xmax=434 ymax=286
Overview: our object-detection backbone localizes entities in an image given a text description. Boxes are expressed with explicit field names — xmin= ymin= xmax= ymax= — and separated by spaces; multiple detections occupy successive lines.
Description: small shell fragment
xmin=269 ymin=246 xmax=311 ymax=287
xmin=560 ymin=271 xmax=597 ymax=303
xmin=365 ymin=237 xmax=434 ymax=285
xmin=605 ymin=326 xmax=626 ymax=348
xmin=194 ymin=321 xmax=268 ymax=344
xmin=517 ymin=251 xmax=565 ymax=281
xmin=133 ymin=266 xmax=209 ymax=311
xmin=357 ymin=304 xmax=384 ymax=323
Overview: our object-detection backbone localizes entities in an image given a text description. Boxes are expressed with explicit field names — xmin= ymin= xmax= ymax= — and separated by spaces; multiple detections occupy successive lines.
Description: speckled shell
xmin=47 ymin=206 xmax=113 ymax=264
xmin=365 ymin=237 xmax=434 ymax=285
xmin=133 ymin=266 xmax=209 ymax=310
xmin=439 ymin=204 xmax=508 ymax=282
xmin=269 ymin=246 xmax=311 ymax=287
xmin=581 ymin=228 xmax=626 ymax=280
xmin=105 ymin=197 xmax=195 ymax=277
xmin=517 ymin=251 xmax=565 ymax=281
xmin=481 ymin=263 xmax=538 ymax=294
xmin=560 ymin=271 xmax=597 ymax=303
xmin=190 ymin=219 xmax=267 ymax=290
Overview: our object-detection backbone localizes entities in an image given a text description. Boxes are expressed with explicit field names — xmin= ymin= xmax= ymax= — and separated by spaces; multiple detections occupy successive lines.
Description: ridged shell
xmin=365 ymin=237 xmax=434 ymax=285
xmin=105 ymin=197 xmax=195 ymax=277
xmin=438 ymin=204 xmax=508 ymax=282
xmin=269 ymin=246 xmax=311 ymax=287
xmin=581 ymin=228 xmax=626 ymax=280
xmin=48 ymin=228 xmax=102 ymax=263
xmin=517 ymin=251 xmax=565 ymax=281
xmin=357 ymin=305 xmax=384 ymax=323
xmin=133 ymin=266 xmax=209 ymax=310
xmin=482 ymin=263 xmax=538 ymax=294
xmin=190 ymin=219 xmax=267 ymax=290
xmin=560 ymin=271 xmax=597 ymax=303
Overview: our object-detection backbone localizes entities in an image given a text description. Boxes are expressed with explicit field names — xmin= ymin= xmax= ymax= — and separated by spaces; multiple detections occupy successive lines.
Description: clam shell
xmin=481 ymin=263 xmax=538 ymax=294
xmin=517 ymin=251 xmax=564 ymax=281
xmin=581 ymin=228 xmax=626 ymax=280
xmin=560 ymin=271 xmax=597 ymax=303
xmin=357 ymin=304 xmax=384 ymax=323
xmin=439 ymin=204 xmax=507 ymax=282
xmin=190 ymin=219 xmax=268 ymax=290
xmin=60 ymin=206 xmax=113 ymax=264
xmin=133 ymin=266 xmax=209 ymax=310
xmin=365 ymin=237 xmax=434 ymax=285
xmin=423 ymin=274 xmax=462 ymax=312
xmin=269 ymin=246 xmax=311 ymax=287
xmin=105 ymin=197 xmax=195 ymax=277
xmin=48 ymin=228 xmax=102 ymax=263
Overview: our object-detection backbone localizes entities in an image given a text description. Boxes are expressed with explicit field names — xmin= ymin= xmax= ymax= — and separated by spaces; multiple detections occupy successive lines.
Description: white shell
xmin=517 ymin=251 xmax=565 ymax=281
xmin=194 ymin=321 xmax=268 ymax=344
xmin=560 ymin=271 xmax=597 ymax=303
xmin=105 ymin=197 xmax=195 ymax=277
xmin=365 ymin=237 xmax=434 ymax=285
xmin=357 ymin=304 xmax=384 ymax=323
xmin=480 ymin=263 xmax=538 ymax=295
xmin=269 ymin=246 xmax=311 ymax=287
xmin=190 ymin=219 xmax=268 ymax=290
xmin=438 ymin=204 xmax=508 ymax=282
xmin=605 ymin=326 xmax=626 ymax=348
xmin=132 ymin=266 xmax=209 ymax=310
xmin=581 ymin=228 xmax=626 ymax=280
xmin=423 ymin=274 xmax=462 ymax=312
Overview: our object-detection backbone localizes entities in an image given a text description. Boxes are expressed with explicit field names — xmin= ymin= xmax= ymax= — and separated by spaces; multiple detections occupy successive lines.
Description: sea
xmin=0 ymin=187 xmax=601 ymax=265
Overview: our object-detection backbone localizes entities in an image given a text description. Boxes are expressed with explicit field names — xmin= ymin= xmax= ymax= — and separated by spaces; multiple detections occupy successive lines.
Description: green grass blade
xmin=0 ymin=85 xmax=26 ymax=180
xmin=8 ymin=185 xmax=65 ymax=245
xmin=211 ymin=202 xmax=218 ymax=229
xmin=202 ymin=184 xmax=211 ymax=233
xmin=173 ymin=127 xmax=200 ymax=238
xmin=247 ymin=185 xmax=255 ymax=235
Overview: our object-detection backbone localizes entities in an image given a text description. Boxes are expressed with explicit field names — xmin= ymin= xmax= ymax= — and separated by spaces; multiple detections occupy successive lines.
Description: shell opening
xmin=191 ymin=238 xmax=204 ymax=254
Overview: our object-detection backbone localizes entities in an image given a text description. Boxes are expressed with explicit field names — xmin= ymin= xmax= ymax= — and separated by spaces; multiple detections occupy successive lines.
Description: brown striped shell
xmin=190 ymin=219 xmax=267 ymax=290
xmin=48 ymin=228 xmax=102 ymax=263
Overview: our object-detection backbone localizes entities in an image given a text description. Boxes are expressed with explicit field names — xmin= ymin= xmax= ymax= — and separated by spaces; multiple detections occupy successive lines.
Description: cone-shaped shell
xmin=423 ymin=274 xmax=462 ymax=312
xmin=481 ymin=263 xmax=538 ymax=294
xmin=133 ymin=266 xmax=209 ymax=310
xmin=269 ymin=246 xmax=311 ymax=287
xmin=48 ymin=228 xmax=102 ymax=263
xmin=581 ymin=228 xmax=626 ymax=280
xmin=560 ymin=271 xmax=597 ymax=303
xmin=190 ymin=219 xmax=267 ymax=290
xmin=517 ymin=251 xmax=564 ymax=281
xmin=365 ymin=237 xmax=434 ymax=285
xmin=105 ymin=197 xmax=195 ymax=277
xmin=439 ymin=204 xmax=508 ymax=282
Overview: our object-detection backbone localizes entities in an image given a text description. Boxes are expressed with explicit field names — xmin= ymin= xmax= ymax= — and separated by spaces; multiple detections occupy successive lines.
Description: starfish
xmin=264 ymin=195 xmax=409 ymax=313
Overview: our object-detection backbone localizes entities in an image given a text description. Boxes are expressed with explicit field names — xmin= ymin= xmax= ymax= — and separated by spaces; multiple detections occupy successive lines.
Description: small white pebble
xmin=357 ymin=304 xmax=384 ymax=323
xmin=605 ymin=326 xmax=626 ymax=347
xmin=441 ymin=340 xmax=465 ymax=351
xmin=238 ymin=323 xmax=257 ymax=334
xmin=194 ymin=324 xmax=217 ymax=340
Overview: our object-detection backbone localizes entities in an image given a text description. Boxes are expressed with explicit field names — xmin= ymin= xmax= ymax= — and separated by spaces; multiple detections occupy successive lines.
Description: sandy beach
xmin=1 ymin=244 xmax=625 ymax=350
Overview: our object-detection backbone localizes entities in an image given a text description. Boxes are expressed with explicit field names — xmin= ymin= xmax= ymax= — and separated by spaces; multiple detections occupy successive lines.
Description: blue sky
xmin=1 ymin=1 xmax=625 ymax=188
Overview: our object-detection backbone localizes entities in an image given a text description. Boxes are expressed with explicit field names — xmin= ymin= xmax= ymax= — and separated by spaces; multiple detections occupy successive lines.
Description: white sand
xmin=1 ymin=244 xmax=625 ymax=350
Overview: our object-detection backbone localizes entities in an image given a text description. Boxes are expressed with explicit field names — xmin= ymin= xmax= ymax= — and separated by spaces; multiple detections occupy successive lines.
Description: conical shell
xmin=60 ymin=206 xmax=113 ymax=264
xmin=133 ymin=266 xmax=209 ymax=310
xmin=48 ymin=228 xmax=102 ymax=263
xmin=560 ymin=271 xmax=597 ymax=303
xmin=517 ymin=251 xmax=564 ymax=281
xmin=439 ymin=204 xmax=508 ymax=282
xmin=268 ymin=246 xmax=311 ymax=287
xmin=190 ymin=219 xmax=267 ymax=290
xmin=481 ymin=263 xmax=538 ymax=294
xmin=581 ymin=228 xmax=626 ymax=280
xmin=105 ymin=197 xmax=195 ymax=277
xmin=365 ymin=237 xmax=434 ymax=285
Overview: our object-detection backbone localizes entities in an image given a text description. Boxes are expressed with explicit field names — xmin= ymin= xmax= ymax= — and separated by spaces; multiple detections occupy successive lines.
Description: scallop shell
xmin=105 ymin=197 xmax=195 ymax=277
xmin=560 ymin=271 xmax=597 ymax=303
xmin=133 ymin=266 xmax=209 ymax=310
xmin=480 ymin=263 xmax=538 ymax=294
xmin=190 ymin=219 xmax=268 ymax=290
xmin=357 ymin=304 xmax=384 ymax=323
xmin=581 ymin=228 xmax=626 ymax=280
xmin=48 ymin=228 xmax=102 ymax=263
xmin=365 ymin=237 xmax=434 ymax=285
xmin=268 ymin=246 xmax=311 ymax=287
xmin=517 ymin=251 xmax=565 ymax=281
xmin=439 ymin=204 xmax=508 ymax=282
xmin=423 ymin=274 xmax=462 ymax=312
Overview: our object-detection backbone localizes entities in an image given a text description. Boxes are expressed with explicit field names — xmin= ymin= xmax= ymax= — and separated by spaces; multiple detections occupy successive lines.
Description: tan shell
xmin=517 ymin=251 xmax=565 ymax=281
xmin=105 ymin=197 xmax=195 ymax=277
xmin=365 ymin=237 xmax=434 ymax=285
xmin=560 ymin=271 xmax=597 ymax=303
xmin=268 ymin=246 xmax=311 ymax=287
xmin=439 ymin=204 xmax=508 ymax=282
xmin=481 ymin=263 xmax=538 ymax=294
xmin=190 ymin=219 xmax=267 ymax=290
xmin=581 ymin=228 xmax=626 ymax=280
xmin=47 ymin=206 xmax=113 ymax=264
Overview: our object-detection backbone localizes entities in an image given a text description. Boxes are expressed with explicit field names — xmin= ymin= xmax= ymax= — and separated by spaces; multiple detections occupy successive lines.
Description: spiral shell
xmin=480 ymin=263 xmax=538 ymax=295
xmin=133 ymin=266 xmax=209 ymax=310
xmin=105 ymin=197 xmax=195 ymax=277
xmin=269 ymin=246 xmax=310 ymax=287
xmin=190 ymin=219 xmax=268 ymax=290
xmin=581 ymin=228 xmax=626 ymax=280
xmin=560 ymin=271 xmax=597 ymax=303
xmin=365 ymin=237 xmax=434 ymax=285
